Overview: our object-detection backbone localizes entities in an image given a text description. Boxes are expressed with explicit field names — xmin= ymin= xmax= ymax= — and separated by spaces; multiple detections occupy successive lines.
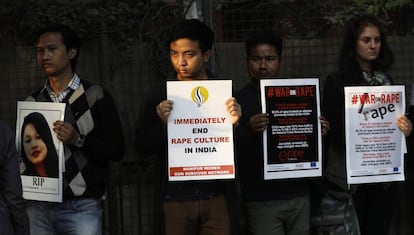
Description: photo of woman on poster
xmin=20 ymin=112 xmax=59 ymax=178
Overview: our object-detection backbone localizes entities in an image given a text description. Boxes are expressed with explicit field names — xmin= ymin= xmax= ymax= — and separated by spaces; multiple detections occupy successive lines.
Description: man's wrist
xmin=75 ymin=134 xmax=86 ymax=147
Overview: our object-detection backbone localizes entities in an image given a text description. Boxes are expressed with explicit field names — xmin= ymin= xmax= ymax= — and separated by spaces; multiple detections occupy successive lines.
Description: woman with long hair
xmin=21 ymin=112 xmax=59 ymax=178
xmin=322 ymin=14 xmax=412 ymax=234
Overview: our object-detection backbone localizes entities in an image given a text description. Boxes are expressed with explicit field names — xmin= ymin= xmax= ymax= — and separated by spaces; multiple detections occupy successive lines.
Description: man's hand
xmin=156 ymin=100 xmax=174 ymax=124
xmin=53 ymin=121 xmax=79 ymax=145
xmin=249 ymin=113 xmax=268 ymax=133
xmin=319 ymin=116 xmax=330 ymax=136
xmin=226 ymin=97 xmax=242 ymax=125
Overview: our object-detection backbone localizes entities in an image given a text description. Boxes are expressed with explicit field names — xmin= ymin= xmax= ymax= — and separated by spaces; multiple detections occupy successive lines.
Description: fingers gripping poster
xmin=16 ymin=101 xmax=65 ymax=202
xmin=166 ymin=80 xmax=235 ymax=181
xmin=260 ymin=78 xmax=322 ymax=180
xmin=344 ymin=86 xmax=406 ymax=184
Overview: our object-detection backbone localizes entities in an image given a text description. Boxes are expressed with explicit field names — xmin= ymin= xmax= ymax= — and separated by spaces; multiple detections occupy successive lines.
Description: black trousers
xmin=353 ymin=184 xmax=393 ymax=235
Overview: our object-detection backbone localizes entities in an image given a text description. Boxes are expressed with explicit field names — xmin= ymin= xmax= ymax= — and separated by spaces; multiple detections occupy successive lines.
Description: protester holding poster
xmin=322 ymin=14 xmax=412 ymax=235
xmin=235 ymin=31 xmax=329 ymax=235
xmin=136 ymin=19 xmax=241 ymax=235
xmin=25 ymin=24 xmax=124 ymax=235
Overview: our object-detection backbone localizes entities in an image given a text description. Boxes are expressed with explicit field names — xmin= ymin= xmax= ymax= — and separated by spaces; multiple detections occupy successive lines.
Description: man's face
xmin=36 ymin=32 xmax=76 ymax=76
xmin=247 ymin=43 xmax=280 ymax=80
xmin=170 ymin=38 xmax=210 ymax=81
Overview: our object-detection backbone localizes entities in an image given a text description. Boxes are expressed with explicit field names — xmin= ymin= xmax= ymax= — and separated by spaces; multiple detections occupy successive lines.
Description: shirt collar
xmin=44 ymin=73 xmax=80 ymax=93
xmin=43 ymin=74 xmax=80 ymax=102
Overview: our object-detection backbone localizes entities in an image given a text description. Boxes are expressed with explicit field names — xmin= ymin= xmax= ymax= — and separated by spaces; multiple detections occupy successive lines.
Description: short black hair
xmin=167 ymin=19 xmax=215 ymax=53
xmin=245 ymin=31 xmax=283 ymax=59
xmin=36 ymin=24 xmax=81 ymax=71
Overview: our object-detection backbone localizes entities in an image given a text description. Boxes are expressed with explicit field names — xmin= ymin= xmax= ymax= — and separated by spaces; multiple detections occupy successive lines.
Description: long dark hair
xmin=21 ymin=112 xmax=59 ymax=178
xmin=339 ymin=14 xmax=394 ymax=82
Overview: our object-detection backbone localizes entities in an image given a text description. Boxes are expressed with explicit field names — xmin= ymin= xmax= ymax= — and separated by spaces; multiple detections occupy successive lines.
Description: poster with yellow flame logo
xmin=166 ymin=80 xmax=235 ymax=181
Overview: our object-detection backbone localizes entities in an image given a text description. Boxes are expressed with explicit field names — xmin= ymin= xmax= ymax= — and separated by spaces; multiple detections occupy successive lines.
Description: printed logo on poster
xmin=167 ymin=80 xmax=235 ymax=181
xmin=191 ymin=86 xmax=209 ymax=107
xmin=350 ymin=92 xmax=402 ymax=121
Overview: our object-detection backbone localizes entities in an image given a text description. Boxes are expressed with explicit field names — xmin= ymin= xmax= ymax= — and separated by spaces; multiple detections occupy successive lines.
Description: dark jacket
xmin=0 ymin=121 xmax=29 ymax=235
xmin=136 ymin=80 xmax=231 ymax=198
xmin=322 ymin=70 xmax=392 ymax=190
xmin=235 ymin=81 xmax=309 ymax=201
xmin=136 ymin=80 xmax=237 ymax=234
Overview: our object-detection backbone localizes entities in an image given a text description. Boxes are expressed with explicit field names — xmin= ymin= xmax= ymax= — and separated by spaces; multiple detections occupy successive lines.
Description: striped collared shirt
xmin=44 ymin=74 xmax=80 ymax=103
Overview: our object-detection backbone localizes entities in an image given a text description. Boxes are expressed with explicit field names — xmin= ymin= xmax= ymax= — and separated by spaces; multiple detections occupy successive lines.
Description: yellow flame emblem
xmin=191 ymin=86 xmax=209 ymax=107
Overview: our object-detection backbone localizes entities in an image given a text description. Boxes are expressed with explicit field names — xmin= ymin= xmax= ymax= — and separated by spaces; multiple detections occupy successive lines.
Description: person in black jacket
xmin=136 ymin=19 xmax=241 ymax=235
xmin=235 ymin=31 xmax=330 ymax=235
xmin=0 ymin=121 xmax=29 ymax=235
xmin=322 ymin=14 xmax=412 ymax=235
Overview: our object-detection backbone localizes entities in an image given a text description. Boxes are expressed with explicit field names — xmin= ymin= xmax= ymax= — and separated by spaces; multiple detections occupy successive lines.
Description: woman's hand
xmin=396 ymin=115 xmax=412 ymax=137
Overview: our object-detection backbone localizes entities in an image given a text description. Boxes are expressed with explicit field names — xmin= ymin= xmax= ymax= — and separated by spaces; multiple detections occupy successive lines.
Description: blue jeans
xmin=27 ymin=198 xmax=102 ymax=235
